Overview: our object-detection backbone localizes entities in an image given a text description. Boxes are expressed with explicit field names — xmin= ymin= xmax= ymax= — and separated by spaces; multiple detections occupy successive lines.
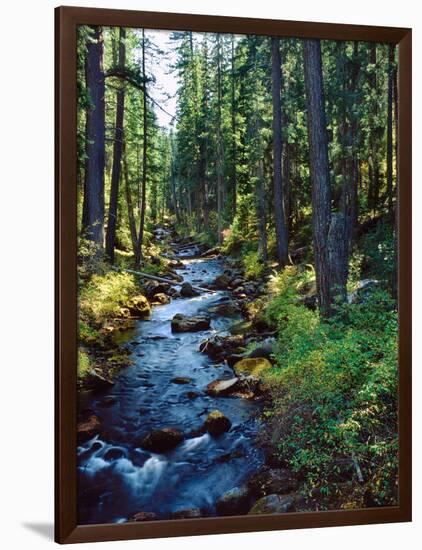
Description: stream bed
xmin=77 ymin=255 xmax=264 ymax=524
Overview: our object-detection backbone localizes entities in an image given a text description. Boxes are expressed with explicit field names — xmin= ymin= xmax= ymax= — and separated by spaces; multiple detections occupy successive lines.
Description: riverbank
xmin=77 ymin=222 xmax=398 ymax=520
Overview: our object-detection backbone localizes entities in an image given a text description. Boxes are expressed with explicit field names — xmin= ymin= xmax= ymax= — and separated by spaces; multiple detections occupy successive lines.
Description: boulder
xmin=212 ymin=273 xmax=231 ymax=290
xmin=233 ymin=357 xmax=272 ymax=378
xmin=229 ymin=277 xmax=245 ymax=289
xmin=199 ymin=335 xmax=246 ymax=361
xmin=206 ymin=377 xmax=240 ymax=397
xmin=248 ymin=494 xmax=295 ymax=515
xmin=140 ymin=428 xmax=184 ymax=453
xmin=180 ymin=282 xmax=199 ymax=297
xmin=128 ymin=511 xmax=158 ymax=522
xmin=83 ymin=370 xmax=115 ymax=392
xmin=127 ymin=294 xmax=151 ymax=318
xmin=246 ymin=340 xmax=276 ymax=362
xmin=152 ymin=292 xmax=171 ymax=305
xmin=204 ymin=410 xmax=232 ymax=436
xmin=170 ymin=508 xmax=202 ymax=519
xmin=171 ymin=313 xmax=211 ymax=333
xmin=169 ymin=259 xmax=185 ymax=269
xmin=248 ymin=468 xmax=298 ymax=497
xmin=77 ymin=415 xmax=101 ymax=443
xmin=209 ymin=301 xmax=240 ymax=316
xmin=144 ymin=280 xmax=171 ymax=299
xmin=216 ymin=486 xmax=251 ymax=516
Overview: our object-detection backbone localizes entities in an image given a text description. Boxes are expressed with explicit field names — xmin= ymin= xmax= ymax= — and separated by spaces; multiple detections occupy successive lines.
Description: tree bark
xmin=231 ymin=35 xmax=237 ymax=219
xmin=105 ymin=27 xmax=126 ymax=262
xmin=216 ymin=34 xmax=224 ymax=244
xmin=135 ymin=29 xmax=148 ymax=266
xmin=271 ymin=37 xmax=289 ymax=267
xmin=303 ymin=39 xmax=346 ymax=317
xmin=387 ymin=43 xmax=394 ymax=219
xmin=82 ymin=26 xmax=105 ymax=248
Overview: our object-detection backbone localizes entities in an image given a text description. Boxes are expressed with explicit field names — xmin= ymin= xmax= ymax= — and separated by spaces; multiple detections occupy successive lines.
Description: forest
xmin=77 ymin=25 xmax=398 ymax=523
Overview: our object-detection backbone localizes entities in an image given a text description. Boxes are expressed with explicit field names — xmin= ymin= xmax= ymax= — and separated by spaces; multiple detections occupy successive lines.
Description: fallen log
xmin=110 ymin=266 xmax=213 ymax=293
xmin=201 ymin=246 xmax=220 ymax=257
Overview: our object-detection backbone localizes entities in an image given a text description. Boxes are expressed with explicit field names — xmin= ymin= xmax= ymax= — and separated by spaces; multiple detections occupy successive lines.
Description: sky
xmin=134 ymin=29 xmax=179 ymax=130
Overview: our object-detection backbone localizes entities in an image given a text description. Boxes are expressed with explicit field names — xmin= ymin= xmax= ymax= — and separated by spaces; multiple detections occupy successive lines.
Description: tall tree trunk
xmin=231 ymin=35 xmax=237 ymax=219
xmin=368 ymin=43 xmax=380 ymax=214
xmin=257 ymin=158 xmax=268 ymax=262
xmin=135 ymin=29 xmax=148 ymax=266
xmin=105 ymin=27 xmax=126 ymax=262
xmin=123 ymin=144 xmax=138 ymax=254
xmin=387 ymin=43 xmax=394 ymax=219
xmin=303 ymin=39 xmax=347 ymax=316
xmin=216 ymin=34 xmax=224 ymax=244
xmin=170 ymin=135 xmax=181 ymax=224
xmin=271 ymin=37 xmax=289 ymax=267
xmin=82 ymin=25 xmax=105 ymax=248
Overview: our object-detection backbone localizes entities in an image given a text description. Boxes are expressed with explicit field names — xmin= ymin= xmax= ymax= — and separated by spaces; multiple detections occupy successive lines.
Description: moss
xmin=233 ymin=357 xmax=272 ymax=377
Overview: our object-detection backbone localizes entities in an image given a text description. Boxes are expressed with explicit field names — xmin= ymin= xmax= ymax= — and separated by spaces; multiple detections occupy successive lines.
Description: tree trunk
xmin=257 ymin=158 xmax=268 ymax=262
xmin=387 ymin=43 xmax=394 ymax=219
xmin=123 ymin=145 xmax=138 ymax=254
xmin=271 ymin=37 xmax=289 ymax=267
xmin=82 ymin=25 xmax=105 ymax=248
xmin=216 ymin=34 xmax=224 ymax=244
xmin=231 ymin=35 xmax=237 ymax=219
xmin=105 ymin=27 xmax=126 ymax=263
xmin=304 ymin=39 xmax=347 ymax=317
xmin=136 ymin=29 xmax=148 ymax=266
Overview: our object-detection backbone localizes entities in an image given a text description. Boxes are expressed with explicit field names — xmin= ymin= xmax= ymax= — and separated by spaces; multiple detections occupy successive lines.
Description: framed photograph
xmin=55 ymin=6 xmax=412 ymax=544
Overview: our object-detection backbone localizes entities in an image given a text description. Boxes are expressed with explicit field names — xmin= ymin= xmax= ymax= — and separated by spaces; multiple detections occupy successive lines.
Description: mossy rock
xmin=127 ymin=294 xmax=151 ymax=318
xmin=233 ymin=357 xmax=272 ymax=378
xmin=204 ymin=410 xmax=231 ymax=436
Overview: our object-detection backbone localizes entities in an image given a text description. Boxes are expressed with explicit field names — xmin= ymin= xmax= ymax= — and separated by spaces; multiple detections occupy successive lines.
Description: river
xmin=77 ymin=252 xmax=264 ymax=524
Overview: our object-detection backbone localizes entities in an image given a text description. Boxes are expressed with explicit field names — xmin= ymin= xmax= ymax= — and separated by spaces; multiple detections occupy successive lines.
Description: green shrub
xmin=78 ymin=349 xmax=91 ymax=379
xmin=243 ymin=250 xmax=265 ymax=280
xmin=79 ymin=271 xmax=137 ymax=323
xmin=262 ymin=268 xmax=398 ymax=508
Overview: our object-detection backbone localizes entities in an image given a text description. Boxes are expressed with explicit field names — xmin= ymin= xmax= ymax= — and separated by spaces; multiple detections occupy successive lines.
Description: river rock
xmin=170 ymin=508 xmax=202 ymax=519
xmin=209 ymin=300 xmax=240 ymax=316
xmin=84 ymin=370 xmax=115 ymax=392
xmin=206 ymin=377 xmax=240 ymax=396
xmin=169 ymin=259 xmax=185 ymax=269
xmin=212 ymin=273 xmax=231 ymax=290
xmin=229 ymin=277 xmax=245 ymax=289
xmin=233 ymin=357 xmax=272 ymax=377
xmin=248 ymin=494 xmax=295 ymax=515
xmin=246 ymin=339 xmax=276 ymax=362
xmin=171 ymin=313 xmax=211 ymax=332
xmin=180 ymin=282 xmax=199 ymax=297
xmin=199 ymin=334 xmax=246 ymax=361
xmin=248 ymin=467 xmax=298 ymax=497
xmin=152 ymin=292 xmax=171 ymax=305
xmin=171 ymin=376 xmax=192 ymax=384
xmin=216 ymin=486 xmax=251 ymax=516
xmin=77 ymin=415 xmax=101 ymax=442
xmin=204 ymin=410 xmax=232 ymax=436
xmin=127 ymin=294 xmax=151 ymax=318
xmin=144 ymin=280 xmax=171 ymax=299
xmin=140 ymin=428 xmax=184 ymax=452
xmin=128 ymin=511 xmax=158 ymax=522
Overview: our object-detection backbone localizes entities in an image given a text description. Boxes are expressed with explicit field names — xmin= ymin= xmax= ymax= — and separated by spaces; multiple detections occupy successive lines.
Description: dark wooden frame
xmin=55 ymin=5 xmax=412 ymax=544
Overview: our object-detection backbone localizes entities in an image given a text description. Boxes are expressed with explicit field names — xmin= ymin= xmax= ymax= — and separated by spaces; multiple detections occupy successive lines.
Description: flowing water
xmin=77 ymin=253 xmax=264 ymax=524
